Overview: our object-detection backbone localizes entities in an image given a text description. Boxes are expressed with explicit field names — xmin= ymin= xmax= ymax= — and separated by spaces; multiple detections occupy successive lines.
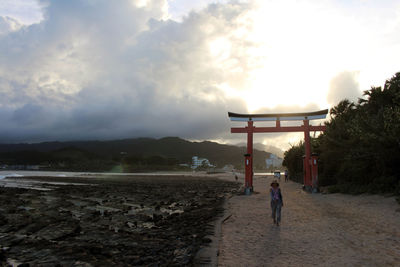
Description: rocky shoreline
xmin=0 ymin=175 xmax=239 ymax=266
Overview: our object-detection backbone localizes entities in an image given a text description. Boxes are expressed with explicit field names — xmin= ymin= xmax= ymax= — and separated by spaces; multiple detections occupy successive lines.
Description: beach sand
xmin=218 ymin=175 xmax=400 ymax=266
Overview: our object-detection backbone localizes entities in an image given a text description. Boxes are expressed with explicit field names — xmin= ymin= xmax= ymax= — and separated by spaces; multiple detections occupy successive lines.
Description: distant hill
xmin=236 ymin=142 xmax=284 ymax=158
xmin=0 ymin=137 xmax=271 ymax=170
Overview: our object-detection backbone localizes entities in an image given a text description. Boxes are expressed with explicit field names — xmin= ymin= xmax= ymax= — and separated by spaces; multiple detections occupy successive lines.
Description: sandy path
xmin=218 ymin=175 xmax=400 ymax=267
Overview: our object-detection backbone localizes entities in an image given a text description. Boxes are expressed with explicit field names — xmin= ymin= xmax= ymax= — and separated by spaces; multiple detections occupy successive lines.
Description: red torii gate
xmin=228 ymin=109 xmax=328 ymax=194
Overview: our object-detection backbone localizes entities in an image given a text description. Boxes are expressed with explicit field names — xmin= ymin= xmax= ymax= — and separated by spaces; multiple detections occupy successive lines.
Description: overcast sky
xmin=0 ymin=0 xmax=399 ymax=149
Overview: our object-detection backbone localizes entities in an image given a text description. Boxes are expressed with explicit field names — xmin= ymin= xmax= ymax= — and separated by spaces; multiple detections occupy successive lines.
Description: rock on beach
xmin=0 ymin=174 xmax=239 ymax=266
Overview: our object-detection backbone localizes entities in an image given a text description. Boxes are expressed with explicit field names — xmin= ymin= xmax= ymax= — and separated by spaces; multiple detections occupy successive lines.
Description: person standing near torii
xmin=270 ymin=179 xmax=283 ymax=226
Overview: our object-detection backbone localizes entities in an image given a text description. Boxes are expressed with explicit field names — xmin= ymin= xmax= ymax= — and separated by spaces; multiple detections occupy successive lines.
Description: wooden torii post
xmin=228 ymin=109 xmax=328 ymax=194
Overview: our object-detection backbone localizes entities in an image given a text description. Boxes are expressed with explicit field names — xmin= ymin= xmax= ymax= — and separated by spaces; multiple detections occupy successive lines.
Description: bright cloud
xmin=0 ymin=0 xmax=399 ymax=151
xmin=218 ymin=0 xmax=400 ymax=111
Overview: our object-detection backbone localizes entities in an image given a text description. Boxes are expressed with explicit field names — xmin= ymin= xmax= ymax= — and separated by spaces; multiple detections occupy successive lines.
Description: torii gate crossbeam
xmin=228 ymin=109 xmax=328 ymax=194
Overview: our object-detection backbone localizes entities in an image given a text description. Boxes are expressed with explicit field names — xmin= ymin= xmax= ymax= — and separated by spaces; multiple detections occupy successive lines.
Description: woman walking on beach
xmin=270 ymin=180 xmax=283 ymax=226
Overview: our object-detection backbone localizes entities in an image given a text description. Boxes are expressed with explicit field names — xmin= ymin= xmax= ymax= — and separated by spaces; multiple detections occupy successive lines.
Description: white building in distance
xmin=191 ymin=156 xmax=213 ymax=169
xmin=266 ymin=154 xmax=283 ymax=168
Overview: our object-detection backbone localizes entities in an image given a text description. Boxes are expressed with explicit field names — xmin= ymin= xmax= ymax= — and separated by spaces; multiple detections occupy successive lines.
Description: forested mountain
xmin=0 ymin=137 xmax=271 ymax=171
xmin=283 ymin=72 xmax=400 ymax=196
xmin=236 ymin=142 xmax=284 ymax=158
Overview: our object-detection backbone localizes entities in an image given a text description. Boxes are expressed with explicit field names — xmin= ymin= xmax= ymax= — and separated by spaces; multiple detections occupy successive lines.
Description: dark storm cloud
xmin=0 ymin=0 xmax=251 ymax=143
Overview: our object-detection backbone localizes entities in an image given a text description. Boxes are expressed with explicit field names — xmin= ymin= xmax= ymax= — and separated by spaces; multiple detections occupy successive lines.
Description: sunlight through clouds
xmin=0 ymin=0 xmax=399 ymax=150
xmin=215 ymin=0 xmax=400 ymax=113
xmin=223 ymin=0 xmax=362 ymax=110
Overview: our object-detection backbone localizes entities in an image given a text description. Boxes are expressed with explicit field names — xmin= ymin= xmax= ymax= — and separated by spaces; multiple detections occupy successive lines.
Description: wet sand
xmin=218 ymin=175 xmax=400 ymax=266
xmin=0 ymin=174 xmax=239 ymax=266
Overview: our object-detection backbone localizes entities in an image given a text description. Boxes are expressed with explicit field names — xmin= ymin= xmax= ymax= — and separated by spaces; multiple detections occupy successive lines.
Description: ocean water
xmin=0 ymin=171 xmax=97 ymax=190
xmin=0 ymin=173 xmax=24 ymax=179
xmin=0 ymin=170 xmax=199 ymax=179
xmin=0 ymin=170 xmax=85 ymax=179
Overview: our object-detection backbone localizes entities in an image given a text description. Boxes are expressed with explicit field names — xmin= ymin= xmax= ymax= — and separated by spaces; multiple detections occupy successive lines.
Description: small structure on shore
xmin=266 ymin=154 xmax=283 ymax=169
xmin=191 ymin=156 xmax=214 ymax=169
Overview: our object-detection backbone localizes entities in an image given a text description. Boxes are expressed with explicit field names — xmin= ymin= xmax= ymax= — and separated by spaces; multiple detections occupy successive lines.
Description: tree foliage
xmin=282 ymin=141 xmax=304 ymax=183
xmin=283 ymin=72 xmax=400 ymax=195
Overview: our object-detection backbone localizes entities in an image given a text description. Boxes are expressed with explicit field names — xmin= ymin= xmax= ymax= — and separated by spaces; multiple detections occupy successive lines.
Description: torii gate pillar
xmin=303 ymin=119 xmax=312 ymax=189
xmin=245 ymin=121 xmax=254 ymax=193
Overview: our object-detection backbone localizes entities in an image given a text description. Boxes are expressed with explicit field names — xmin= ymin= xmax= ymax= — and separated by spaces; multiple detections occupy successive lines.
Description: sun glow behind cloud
xmin=213 ymin=0 xmax=400 ymax=112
